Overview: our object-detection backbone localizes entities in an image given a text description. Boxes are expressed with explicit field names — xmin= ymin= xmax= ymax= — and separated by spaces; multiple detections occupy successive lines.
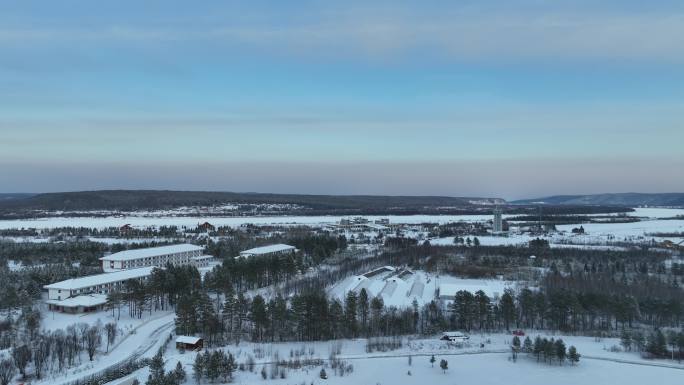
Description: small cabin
xmin=198 ymin=222 xmax=215 ymax=232
xmin=440 ymin=331 xmax=470 ymax=342
xmin=176 ymin=336 xmax=203 ymax=351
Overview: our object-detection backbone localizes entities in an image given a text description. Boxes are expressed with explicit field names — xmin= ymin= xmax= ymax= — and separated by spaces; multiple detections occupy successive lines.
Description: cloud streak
xmin=1 ymin=6 xmax=684 ymax=62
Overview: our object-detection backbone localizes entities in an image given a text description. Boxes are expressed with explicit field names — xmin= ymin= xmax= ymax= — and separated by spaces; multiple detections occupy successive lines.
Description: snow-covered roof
xmin=44 ymin=267 xmax=155 ymax=290
xmin=100 ymin=244 xmax=204 ymax=262
xmin=239 ymin=244 xmax=296 ymax=256
xmin=46 ymin=294 xmax=108 ymax=308
xmin=176 ymin=336 xmax=202 ymax=344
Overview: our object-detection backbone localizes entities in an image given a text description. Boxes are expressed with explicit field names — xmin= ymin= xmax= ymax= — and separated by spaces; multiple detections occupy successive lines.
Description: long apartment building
xmin=100 ymin=243 xmax=205 ymax=272
xmin=239 ymin=244 xmax=297 ymax=258
xmin=44 ymin=267 xmax=155 ymax=313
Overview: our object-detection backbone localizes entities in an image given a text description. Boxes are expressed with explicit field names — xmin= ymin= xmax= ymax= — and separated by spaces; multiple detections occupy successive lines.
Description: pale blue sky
xmin=1 ymin=1 xmax=683 ymax=199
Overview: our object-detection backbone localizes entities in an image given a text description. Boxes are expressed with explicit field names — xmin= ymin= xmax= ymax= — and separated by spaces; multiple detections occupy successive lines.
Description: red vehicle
xmin=512 ymin=330 xmax=525 ymax=336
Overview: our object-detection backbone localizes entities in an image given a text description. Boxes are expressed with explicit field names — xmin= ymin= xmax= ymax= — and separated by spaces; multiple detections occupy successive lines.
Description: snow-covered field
xmin=328 ymin=268 xmax=513 ymax=307
xmin=127 ymin=333 xmax=684 ymax=385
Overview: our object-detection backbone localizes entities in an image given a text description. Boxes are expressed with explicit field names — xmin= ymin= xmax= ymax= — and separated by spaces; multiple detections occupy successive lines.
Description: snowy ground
xmin=119 ymin=332 xmax=684 ymax=385
xmin=328 ymin=268 xmax=514 ymax=307
xmin=39 ymin=295 xmax=172 ymax=333
xmin=40 ymin=312 xmax=175 ymax=385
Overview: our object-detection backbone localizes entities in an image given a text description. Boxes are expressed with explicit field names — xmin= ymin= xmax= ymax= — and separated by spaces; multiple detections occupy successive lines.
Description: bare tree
xmin=0 ymin=359 xmax=16 ymax=385
xmin=53 ymin=329 xmax=67 ymax=371
xmin=32 ymin=336 xmax=50 ymax=379
xmin=84 ymin=326 xmax=102 ymax=361
xmin=11 ymin=345 xmax=30 ymax=380
xmin=104 ymin=322 xmax=117 ymax=352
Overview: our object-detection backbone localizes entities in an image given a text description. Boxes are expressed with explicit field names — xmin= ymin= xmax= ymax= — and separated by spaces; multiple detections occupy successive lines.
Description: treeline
xmin=620 ymin=329 xmax=684 ymax=359
xmin=205 ymin=234 xmax=347 ymax=291
xmin=175 ymin=287 xmax=419 ymax=346
xmin=0 ymin=240 xmax=186 ymax=266
xmin=0 ymin=262 xmax=101 ymax=310
xmin=512 ymin=336 xmax=580 ymax=366
xmin=0 ymin=241 xmax=108 ymax=266
xmin=0 ymin=226 xmax=182 ymax=238
xmin=107 ymin=265 xmax=202 ymax=319
xmin=540 ymin=273 xmax=682 ymax=329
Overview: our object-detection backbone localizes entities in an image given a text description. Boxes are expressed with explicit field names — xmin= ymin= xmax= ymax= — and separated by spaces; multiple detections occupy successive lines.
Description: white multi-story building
xmin=239 ymin=244 xmax=297 ymax=258
xmin=44 ymin=267 xmax=155 ymax=313
xmin=100 ymin=243 xmax=204 ymax=272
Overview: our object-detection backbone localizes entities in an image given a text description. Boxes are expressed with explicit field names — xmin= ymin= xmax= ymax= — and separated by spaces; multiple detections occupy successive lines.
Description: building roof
xmin=44 ymin=267 xmax=155 ymax=291
xmin=100 ymin=244 xmax=204 ymax=262
xmin=176 ymin=336 xmax=202 ymax=344
xmin=239 ymin=244 xmax=296 ymax=256
xmin=46 ymin=294 xmax=108 ymax=308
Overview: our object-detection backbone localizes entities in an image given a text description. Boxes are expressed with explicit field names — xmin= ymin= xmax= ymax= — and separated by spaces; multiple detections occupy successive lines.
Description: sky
xmin=0 ymin=0 xmax=683 ymax=200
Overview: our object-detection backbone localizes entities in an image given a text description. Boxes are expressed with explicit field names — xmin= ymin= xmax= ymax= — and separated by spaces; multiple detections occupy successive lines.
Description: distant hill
xmin=0 ymin=193 xmax=35 ymax=201
xmin=513 ymin=193 xmax=684 ymax=207
xmin=0 ymin=190 xmax=506 ymax=213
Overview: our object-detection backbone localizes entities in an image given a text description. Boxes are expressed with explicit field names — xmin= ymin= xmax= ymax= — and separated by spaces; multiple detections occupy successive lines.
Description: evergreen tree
xmin=620 ymin=329 xmax=632 ymax=351
xmin=344 ymin=291 xmax=358 ymax=338
xmin=646 ymin=330 xmax=667 ymax=357
xmin=193 ymin=352 xmax=204 ymax=385
xmin=555 ymin=339 xmax=566 ymax=365
xmin=250 ymin=295 xmax=268 ymax=342
xmin=173 ymin=361 xmax=186 ymax=383
xmin=523 ymin=336 xmax=533 ymax=353
xmin=358 ymin=289 xmax=370 ymax=336
xmin=533 ymin=336 xmax=543 ymax=361
xmin=149 ymin=348 xmax=165 ymax=379
xmin=568 ymin=346 xmax=580 ymax=365
xmin=439 ymin=359 xmax=448 ymax=373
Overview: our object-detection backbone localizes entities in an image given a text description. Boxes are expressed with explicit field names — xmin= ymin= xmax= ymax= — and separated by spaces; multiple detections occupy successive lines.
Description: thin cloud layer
xmin=1 ymin=4 xmax=684 ymax=62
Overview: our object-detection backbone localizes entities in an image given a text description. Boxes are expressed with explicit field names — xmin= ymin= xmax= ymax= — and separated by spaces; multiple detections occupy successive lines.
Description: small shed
xmin=198 ymin=222 xmax=215 ymax=231
xmin=440 ymin=331 xmax=470 ymax=342
xmin=176 ymin=336 xmax=203 ymax=351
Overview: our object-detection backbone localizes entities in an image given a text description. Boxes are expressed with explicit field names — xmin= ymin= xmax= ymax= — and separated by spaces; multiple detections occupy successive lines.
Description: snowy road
xmin=42 ymin=314 xmax=176 ymax=385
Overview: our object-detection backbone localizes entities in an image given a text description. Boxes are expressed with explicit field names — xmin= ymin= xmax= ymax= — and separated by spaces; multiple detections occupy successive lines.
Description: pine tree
xmin=344 ymin=291 xmax=358 ymax=338
xmin=173 ymin=361 xmax=186 ymax=383
xmin=250 ymin=295 xmax=268 ymax=342
xmin=440 ymin=359 xmax=448 ymax=373
xmin=358 ymin=289 xmax=370 ymax=336
xmin=193 ymin=352 xmax=204 ymax=385
xmin=555 ymin=339 xmax=566 ymax=365
xmin=568 ymin=346 xmax=580 ymax=365
xmin=523 ymin=336 xmax=533 ymax=353
xmin=533 ymin=336 xmax=543 ymax=361
xmin=149 ymin=348 xmax=165 ymax=379
xmin=510 ymin=335 xmax=520 ymax=361
xmin=647 ymin=330 xmax=667 ymax=357
xmin=620 ymin=329 xmax=632 ymax=351
xmin=543 ymin=338 xmax=555 ymax=363
xmin=430 ymin=355 xmax=436 ymax=367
